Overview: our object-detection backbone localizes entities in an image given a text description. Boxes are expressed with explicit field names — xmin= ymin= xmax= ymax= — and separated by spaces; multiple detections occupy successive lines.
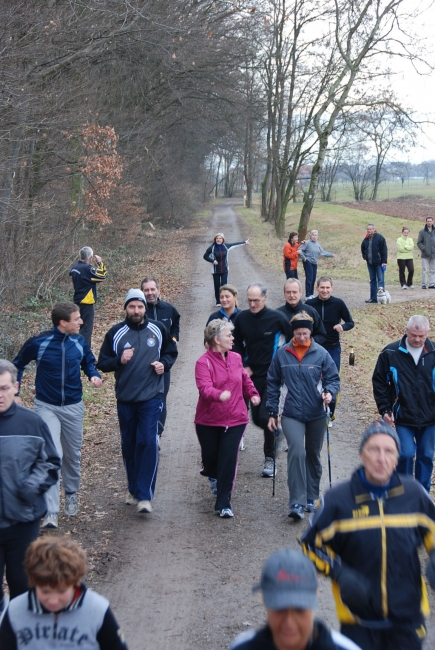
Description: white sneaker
xmin=239 ymin=437 xmax=246 ymax=451
xmin=137 ymin=500 xmax=152 ymax=513
xmin=402 ymin=285 xmax=407 ymax=289
xmin=328 ymin=420 xmax=333 ymax=428
xmin=41 ymin=512 xmax=58 ymax=529
xmin=125 ymin=491 xmax=138 ymax=505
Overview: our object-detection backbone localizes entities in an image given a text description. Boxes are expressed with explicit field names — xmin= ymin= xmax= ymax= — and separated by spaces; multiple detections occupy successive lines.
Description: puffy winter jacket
xmin=0 ymin=403 xmax=60 ymax=527
xmin=13 ymin=328 xmax=100 ymax=406
xmin=266 ymin=340 xmax=340 ymax=421
xmin=194 ymin=349 xmax=259 ymax=427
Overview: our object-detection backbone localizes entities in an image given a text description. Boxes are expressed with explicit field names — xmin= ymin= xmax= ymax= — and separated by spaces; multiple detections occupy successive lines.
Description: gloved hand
xmin=330 ymin=562 xmax=374 ymax=619
xmin=426 ymin=550 xmax=435 ymax=589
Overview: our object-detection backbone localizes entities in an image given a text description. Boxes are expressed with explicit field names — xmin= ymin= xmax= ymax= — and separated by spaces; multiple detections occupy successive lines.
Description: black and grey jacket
xmin=417 ymin=225 xmax=435 ymax=259
xmin=97 ymin=317 xmax=178 ymax=402
xmin=0 ymin=403 xmax=60 ymax=527
xmin=0 ymin=585 xmax=128 ymax=650
xmin=203 ymin=241 xmax=247 ymax=274
xmin=145 ymin=299 xmax=180 ymax=341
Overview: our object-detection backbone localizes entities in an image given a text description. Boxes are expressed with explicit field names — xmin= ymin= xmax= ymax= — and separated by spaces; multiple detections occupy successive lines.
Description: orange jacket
xmin=283 ymin=242 xmax=302 ymax=271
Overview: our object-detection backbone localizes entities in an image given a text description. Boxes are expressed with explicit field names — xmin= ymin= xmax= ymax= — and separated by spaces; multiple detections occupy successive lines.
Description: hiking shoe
xmin=41 ymin=512 xmax=58 ymax=529
xmin=262 ymin=457 xmax=276 ymax=477
xmin=0 ymin=592 xmax=10 ymax=625
xmin=125 ymin=491 xmax=138 ymax=506
xmin=208 ymin=477 xmax=218 ymax=496
xmin=305 ymin=500 xmax=317 ymax=513
xmin=239 ymin=437 xmax=246 ymax=451
xmin=64 ymin=493 xmax=78 ymax=516
xmin=288 ymin=504 xmax=305 ymax=520
xmin=220 ymin=508 xmax=234 ymax=518
xmin=137 ymin=500 xmax=152 ymax=513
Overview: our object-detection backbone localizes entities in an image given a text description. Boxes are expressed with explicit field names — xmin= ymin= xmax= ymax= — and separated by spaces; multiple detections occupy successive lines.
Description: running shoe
xmin=262 ymin=457 xmax=276 ymax=477
xmin=305 ymin=500 xmax=317 ymax=513
xmin=239 ymin=437 xmax=246 ymax=451
xmin=64 ymin=493 xmax=78 ymax=516
xmin=137 ymin=500 xmax=152 ymax=513
xmin=41 ymin=512 xmax=58 ymax=529
xmin=125 ymin=491 xmax=139 ymax=505
xmin=288 ymin=504 xmax=305 ymax=520
xmin=220 ymin=508 xmax=234 ymax=518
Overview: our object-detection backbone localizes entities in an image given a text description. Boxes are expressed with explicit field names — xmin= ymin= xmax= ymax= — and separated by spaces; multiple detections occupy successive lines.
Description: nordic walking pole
xmin=325 ymin=406 xmax=332 ymax=489
xmin=272 ymin=429 xmax=277 ymax=497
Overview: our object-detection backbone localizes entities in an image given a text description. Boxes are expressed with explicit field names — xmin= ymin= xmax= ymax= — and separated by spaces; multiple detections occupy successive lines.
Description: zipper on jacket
xmin=378 ymin=498 xmax=388 ymax=618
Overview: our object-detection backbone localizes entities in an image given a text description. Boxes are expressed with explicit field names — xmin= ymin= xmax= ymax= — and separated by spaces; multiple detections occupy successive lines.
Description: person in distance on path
xmin=140 ymin=276 xmax=180 ymax=440
xmin=0 ymin=536 xmax=129 ymax=649
xmin=203 ymin=232 xmax=249 ymax=305
xmin=232 ymin=283 xmax=292 ymax=479
xmin=0 ymin=360 xmax=60 ymax=621
xmin=306 ymin=276 xmax=354 ymax=422
xmin=267 ymin=312 xmax=339 ymax=521
xmin=417 ymin=216 xmax=435 ymax=289
xmin=97 ymin=289 xmax=178 ymax=515
xmin=194 ymin=320 xmax=260 ymax=518
xmin=298 ymin=230 xmax=336 ymax=300
xmin=301 ymin=420 xmax=435 ymax=650
xmin=70 ymin=246 xmax=107 ymax=346
xmin=277 ymin=278 xmax=326 ymax=345
xmin=372 ymin=314 xmax=435 ymax=492
xmin=13 ymin=302 xmax=102 ymax=529
xmin=230 ymin=547 xmax=361 ymax=650
xmin=361 ymin=223 xmax=387 ymax=303
xmin=282 ymin=231 xmax=304 ymax=280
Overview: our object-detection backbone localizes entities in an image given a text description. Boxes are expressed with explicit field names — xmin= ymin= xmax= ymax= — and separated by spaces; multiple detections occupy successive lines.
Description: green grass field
xmin=319 ymin=178 xmax=435 ymax=202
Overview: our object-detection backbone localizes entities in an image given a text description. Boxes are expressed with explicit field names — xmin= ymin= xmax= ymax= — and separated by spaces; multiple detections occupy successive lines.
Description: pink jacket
xmin=194 ymin=349 xmax=259 ymax=427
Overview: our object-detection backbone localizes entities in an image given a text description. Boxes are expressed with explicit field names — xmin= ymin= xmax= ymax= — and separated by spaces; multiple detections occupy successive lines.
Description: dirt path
xmin=96 ymin=201 xmax=435 ymax=649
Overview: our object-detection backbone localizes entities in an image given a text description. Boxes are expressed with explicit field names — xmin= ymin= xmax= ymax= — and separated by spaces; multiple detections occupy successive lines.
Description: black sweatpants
xmin=212 ymin=272 xmax=228 ymax=304
xmin=250 ymin=375 xmax=275 ymax=458
xmin=196 ymin=423 xmax=246 ymax=511
xmin=0 ymin=519 xmax=40 ymax=601
xmin=341 ymin=620 xmax=426 ymax=650
xmin=78 ymin=303 xmax=95 ymax=347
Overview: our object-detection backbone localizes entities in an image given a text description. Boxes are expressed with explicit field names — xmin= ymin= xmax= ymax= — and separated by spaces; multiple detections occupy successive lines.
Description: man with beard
xmin=97 ymin=289 xmax=178 ymax=514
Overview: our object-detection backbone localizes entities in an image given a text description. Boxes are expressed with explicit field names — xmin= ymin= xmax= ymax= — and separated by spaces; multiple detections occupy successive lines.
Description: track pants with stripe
xmin=117 ymin=398 xmax=162 ymax=501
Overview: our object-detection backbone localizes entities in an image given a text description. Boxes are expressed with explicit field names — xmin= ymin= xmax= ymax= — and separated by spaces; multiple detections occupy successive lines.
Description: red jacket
xmin=194 ymin=349 xmax=259 ymax=427
xmin=283 ymin=241 xmax=302 ymax=271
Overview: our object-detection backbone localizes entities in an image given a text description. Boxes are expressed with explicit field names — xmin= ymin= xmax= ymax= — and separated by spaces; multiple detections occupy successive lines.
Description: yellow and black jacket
xmin=70 ymin=260 xmax=107 ymax=305
xmin=301 ymin=469 xmax=435 ymax=627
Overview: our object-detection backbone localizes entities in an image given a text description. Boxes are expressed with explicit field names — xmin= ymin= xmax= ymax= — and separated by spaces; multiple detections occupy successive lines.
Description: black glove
xmin=330 ymin=563 xmax=374 ymax=619
xmin=426 ymin=550 xmax=435 ymax=590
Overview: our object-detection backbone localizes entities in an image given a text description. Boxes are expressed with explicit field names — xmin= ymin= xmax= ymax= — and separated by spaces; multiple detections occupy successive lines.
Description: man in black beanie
xmin=302 ymin=420 xmax=435 ymax=650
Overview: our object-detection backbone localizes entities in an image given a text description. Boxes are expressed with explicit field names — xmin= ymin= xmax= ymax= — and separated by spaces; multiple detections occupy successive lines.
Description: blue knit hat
xmin=359 ymin=420 xmax=401 ymax=453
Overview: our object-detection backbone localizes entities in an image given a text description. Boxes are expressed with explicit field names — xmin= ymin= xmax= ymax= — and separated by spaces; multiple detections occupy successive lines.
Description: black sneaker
xmin=422 ymin=285 xmax=427 ymax=289
xmin=365 ymin=299 xmax=378 ymax=303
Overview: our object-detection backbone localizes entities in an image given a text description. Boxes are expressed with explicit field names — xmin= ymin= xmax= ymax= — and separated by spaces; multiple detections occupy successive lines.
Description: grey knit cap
xmin=359 ymin=420 xmax=401 ymax=453
xmin=123 ymin=289 xmax=147 ymax=309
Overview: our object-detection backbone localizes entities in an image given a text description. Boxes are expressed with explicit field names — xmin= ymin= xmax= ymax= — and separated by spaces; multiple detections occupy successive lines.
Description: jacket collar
xmin=28 ymin=584 xmax=87 ymax=615
xmin=351 ymin=467 xmax=404 ymax=504
xmin=0 ymin=401 xmax=17 ymax=419
xmin=125 ymin=317 xmax=149 ymax=330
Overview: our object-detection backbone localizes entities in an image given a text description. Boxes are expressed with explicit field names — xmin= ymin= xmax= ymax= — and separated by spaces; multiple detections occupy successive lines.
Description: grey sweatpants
xmin=34 ymin=399 xmax=84 ymax=515
xmin=281 ymin=415 xmax=326 ymax=507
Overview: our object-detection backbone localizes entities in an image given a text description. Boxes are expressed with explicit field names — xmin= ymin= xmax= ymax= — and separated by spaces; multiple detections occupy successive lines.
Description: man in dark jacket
xmin=417 ymin=216 xmax=435 ymax=289
xmin=13 ymin=303 xmax=102 ymax=529
xmin=302 ymin=421 xmax=435 ymax=650
xmin=361 ymin=223 xmax=388 ymax=303
xmin=97 ymin=289 xmax=178 ymax=515
xmin=306 ymin=276 xmax=354 ymax=421
xmin=277 ymin=278 xmax=326 ymax=345
xmin=230 ymin=548 xmax=361 ymax=650
xmin=0 ymin=360 xmax=60 ymax=616
xmin=141 ymin=276 xmax=180 ymax=438
xmin=70 ymin=245 xmax=107 ymax=346
xmin=372 ymin=314 xmax=435 ymax=491
xmin=233 ymin=283 xmax=292 ymax=478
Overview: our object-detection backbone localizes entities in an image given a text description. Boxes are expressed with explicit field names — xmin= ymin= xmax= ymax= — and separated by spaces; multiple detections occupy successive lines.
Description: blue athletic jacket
xmin=13 ymin=328 xmax=101 ymax=406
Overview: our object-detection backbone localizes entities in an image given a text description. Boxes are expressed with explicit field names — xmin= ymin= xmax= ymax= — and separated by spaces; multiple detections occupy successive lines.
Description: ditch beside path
xmin=96 ymin=200 xmax=435 ymax=649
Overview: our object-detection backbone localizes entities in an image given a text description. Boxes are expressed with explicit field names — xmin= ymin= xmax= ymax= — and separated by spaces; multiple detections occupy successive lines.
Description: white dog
xmin=377 ymin=287 xmax=391 ymax=304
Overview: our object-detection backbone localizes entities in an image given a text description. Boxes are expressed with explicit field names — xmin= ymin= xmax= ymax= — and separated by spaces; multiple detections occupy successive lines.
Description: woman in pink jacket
xmin=195 ymin=320 xmax=260 ymax=518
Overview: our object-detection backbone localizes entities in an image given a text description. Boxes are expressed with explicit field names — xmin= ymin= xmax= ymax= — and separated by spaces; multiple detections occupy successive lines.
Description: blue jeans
xmin=367 ymin=263 xmax=384 ymax=301
xmin=117 ymin=398 xmax=163 ymax=501
xmin=323 ymin=345 xmax=340 ymax=418
xmin=303 ymin=261 xmax=317 ymax=297
xmin=396 ymin=424 xmax=435 ymax=492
